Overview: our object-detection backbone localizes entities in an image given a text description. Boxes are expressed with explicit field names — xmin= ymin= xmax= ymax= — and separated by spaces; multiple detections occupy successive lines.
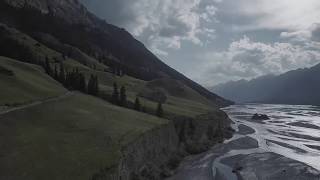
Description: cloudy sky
xmin=80 ymin=0 xmax=320 ymax=87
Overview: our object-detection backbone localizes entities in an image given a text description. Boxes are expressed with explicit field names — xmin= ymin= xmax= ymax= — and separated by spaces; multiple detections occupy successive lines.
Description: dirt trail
xmin=0 ymin=91 xmax=74 ymax=115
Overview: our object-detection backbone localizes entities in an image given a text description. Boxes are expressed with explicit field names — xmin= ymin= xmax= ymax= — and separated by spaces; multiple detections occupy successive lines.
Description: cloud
xmin=80 ymin=0 xmax=320 ymax=86
xmin=280 ymin=23 xmax=320 ymax=42
xmin=218 ymin=0 xmax=320 ymax=32
xmin=194 ymin=36 xmax=320 ymax=86
xmin=311 ymin=23 xmax=320 ymax=42
xmin=80 ymin=0 xmax=221 ymax=55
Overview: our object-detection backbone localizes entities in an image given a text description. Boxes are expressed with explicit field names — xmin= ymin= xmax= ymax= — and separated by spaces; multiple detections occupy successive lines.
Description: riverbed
xmin=168 ymin=104 xmax=320 ymax=180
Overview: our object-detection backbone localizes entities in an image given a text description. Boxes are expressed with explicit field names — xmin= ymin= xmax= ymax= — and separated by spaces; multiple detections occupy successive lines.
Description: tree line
xmin=43 ymin=57 xmax=164 ymax=118
xmin=43 ymin=57 xmax=99 ymax=96
xmin=111 ymin=82 xmax=164 ymax=117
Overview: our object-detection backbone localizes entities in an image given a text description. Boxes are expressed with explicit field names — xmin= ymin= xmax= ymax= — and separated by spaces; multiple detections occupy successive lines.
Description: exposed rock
xmin=252 ymin=113 xmax=270 ymax=120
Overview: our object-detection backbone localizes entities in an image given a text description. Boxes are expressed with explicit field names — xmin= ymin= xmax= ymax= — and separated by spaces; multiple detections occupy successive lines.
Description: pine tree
xmin=54 ymin=65 xmax=58 ymax=80
xmin=86 ymin=75 xmax=99 ymax=96
xmin=94 ymin=75 xmax=99 ymax=95
xmin=156 ymin=102 xmax=164 ymax=117
xmin=59 ymin=62 xmax=65 ymax=85
xmin=69 ymin=69 xmax=76 ymax=89
xmin=120 ymin=86 xmax=127 ymax=106
xmin=44 ymin=57 xmax=52 ymax=76
xmin=73 ymin=69 xmax=80 ymax=90
xmin=87 ymin=74 xmax=94 ymax=95
xmin=79 ymin=74 xmax=86 ymax=93
xmin=112 ymin=82 xmax=119 ymax=104
xmin=65 ymin=72 xmax=70 ymax=89
xmin=134 ymin=97 xmax=141 ymax=111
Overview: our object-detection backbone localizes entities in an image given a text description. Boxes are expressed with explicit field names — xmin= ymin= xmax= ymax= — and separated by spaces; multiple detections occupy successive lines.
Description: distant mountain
xmin=211 ymin=64 xmax=320 ymax=105
xmin=0 ymin=0 xmax=232 ymax=107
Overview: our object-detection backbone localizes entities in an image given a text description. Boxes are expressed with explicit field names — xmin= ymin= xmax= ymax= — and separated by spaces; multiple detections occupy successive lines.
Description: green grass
xmin=1 ymin=23 xmax=215 ymax=118
xmin=0 ymin=21 xmax=220 ymax=180
xmin=0 ymin=56 xmax=66 ymax=105
xmin=0 ymin=92 xmax=167 ymax=180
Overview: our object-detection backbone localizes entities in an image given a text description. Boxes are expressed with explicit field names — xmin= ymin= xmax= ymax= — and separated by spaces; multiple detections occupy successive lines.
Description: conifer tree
xmin=134 ymin=97 xmax=141 ymax=111
xmin=79 ymin=74 xmax=86 ymax=93
xmin=94 ymin=75 xmax=99 ymax=95
xmin=87 ymin=74 xmax=95 ymax=95
xmin=54 ymin=65 xmax=58 ymax=80
xmin=44 ymin=57 xmax=52 ymax=76
xmin=120 ymin=86 xmax=127 ymax=106
xmin=156 ymin=102 xmax=164 ymax=117
xmin=59 ymin=62 xmax=65 ymax=85
xmin=112 ymin=82 xmax=119 ymax=104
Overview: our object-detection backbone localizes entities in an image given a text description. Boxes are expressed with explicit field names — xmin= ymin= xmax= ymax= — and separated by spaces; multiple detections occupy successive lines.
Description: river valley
xmin=169 ymin=104 xmax=320 ymax=180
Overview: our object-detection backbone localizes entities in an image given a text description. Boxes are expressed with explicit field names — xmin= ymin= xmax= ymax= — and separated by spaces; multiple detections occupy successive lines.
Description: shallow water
xmin=221 ymin=104 xmax=320 ymax=173
xmin=168 ymin=104 xmax=320 ymax=180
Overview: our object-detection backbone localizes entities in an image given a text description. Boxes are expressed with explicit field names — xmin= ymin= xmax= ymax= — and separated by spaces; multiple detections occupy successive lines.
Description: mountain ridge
xmin=211 ymin=63 xmax=320 ymax=105
xmin=0 ymin=0 xmax=232 ymax=107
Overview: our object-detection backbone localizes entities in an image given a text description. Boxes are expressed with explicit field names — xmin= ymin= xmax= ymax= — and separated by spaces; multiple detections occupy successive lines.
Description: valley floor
xmin=168 ymin=104 xmax=320 ymax=180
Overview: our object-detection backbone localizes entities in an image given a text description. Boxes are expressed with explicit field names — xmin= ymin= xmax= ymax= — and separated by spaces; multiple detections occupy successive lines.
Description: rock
xmin=252 ymin=113 xmax=270 ymax=120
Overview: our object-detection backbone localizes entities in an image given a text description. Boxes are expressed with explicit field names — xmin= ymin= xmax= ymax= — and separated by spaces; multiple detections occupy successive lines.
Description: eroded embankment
xmin=99 ymin=110 xmax=232 ymax=180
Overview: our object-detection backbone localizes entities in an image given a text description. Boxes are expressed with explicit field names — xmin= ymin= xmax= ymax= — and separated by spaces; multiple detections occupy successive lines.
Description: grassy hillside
xmin=0 ymin=56 xmax=211 ymax=179
xmin=0 ymin=23 xmax=215 ymax=118
xmin=0 ymin=1 xmax=232 ymax=179
xmin=0 ymin=0 xmax=232 ymax=107
xmin=0 ymin=56 xmax=66 ymax=106
xmin=0 ymin=92 xmax=167 ymax=180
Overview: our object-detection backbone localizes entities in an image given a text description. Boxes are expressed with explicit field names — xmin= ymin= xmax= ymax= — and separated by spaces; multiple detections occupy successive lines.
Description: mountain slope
xmin=0 ymin=0 xmax=232 ymax=107
xmin=212 ymin=64 xmax=320 ymax=105
xmin=0 ymin=0 xmax=233 ymax=179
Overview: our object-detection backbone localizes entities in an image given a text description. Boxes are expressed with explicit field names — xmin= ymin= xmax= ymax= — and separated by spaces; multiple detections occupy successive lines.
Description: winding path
xmin=0 ymin=91 xmax=74 ymax=115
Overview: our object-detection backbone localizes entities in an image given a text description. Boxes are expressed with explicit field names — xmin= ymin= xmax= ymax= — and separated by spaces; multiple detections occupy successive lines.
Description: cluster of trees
xmin=43 ymin=57 xmax=99 ymax=96
xmin=136 ymin=97 xmax=163 ymax=117
xmin=111 ymin=82 xmax=127 ymax=106
xmin=111 ymin=82 xmax=164 ymax=117
xmin=43 ymin=56 xmax=164 ymax=118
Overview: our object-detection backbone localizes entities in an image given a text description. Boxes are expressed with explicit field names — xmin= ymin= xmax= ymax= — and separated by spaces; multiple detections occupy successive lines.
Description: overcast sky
xmin=80 ymin=0 xmax=320 ymax=87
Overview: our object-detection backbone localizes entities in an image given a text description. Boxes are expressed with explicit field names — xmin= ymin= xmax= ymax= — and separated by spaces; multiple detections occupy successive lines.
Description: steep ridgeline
xmin=0 ymin=0 xmax=231 ymax=107
xmin=211 ymin=63 xmax=320 ymax=105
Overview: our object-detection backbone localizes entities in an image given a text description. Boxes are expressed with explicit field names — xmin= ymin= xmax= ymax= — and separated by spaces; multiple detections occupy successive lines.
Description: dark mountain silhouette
xmin=211 ymin=64 xmax=320 ymax=105
xmin=0 ymin=0 xmax=232 ymax=107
